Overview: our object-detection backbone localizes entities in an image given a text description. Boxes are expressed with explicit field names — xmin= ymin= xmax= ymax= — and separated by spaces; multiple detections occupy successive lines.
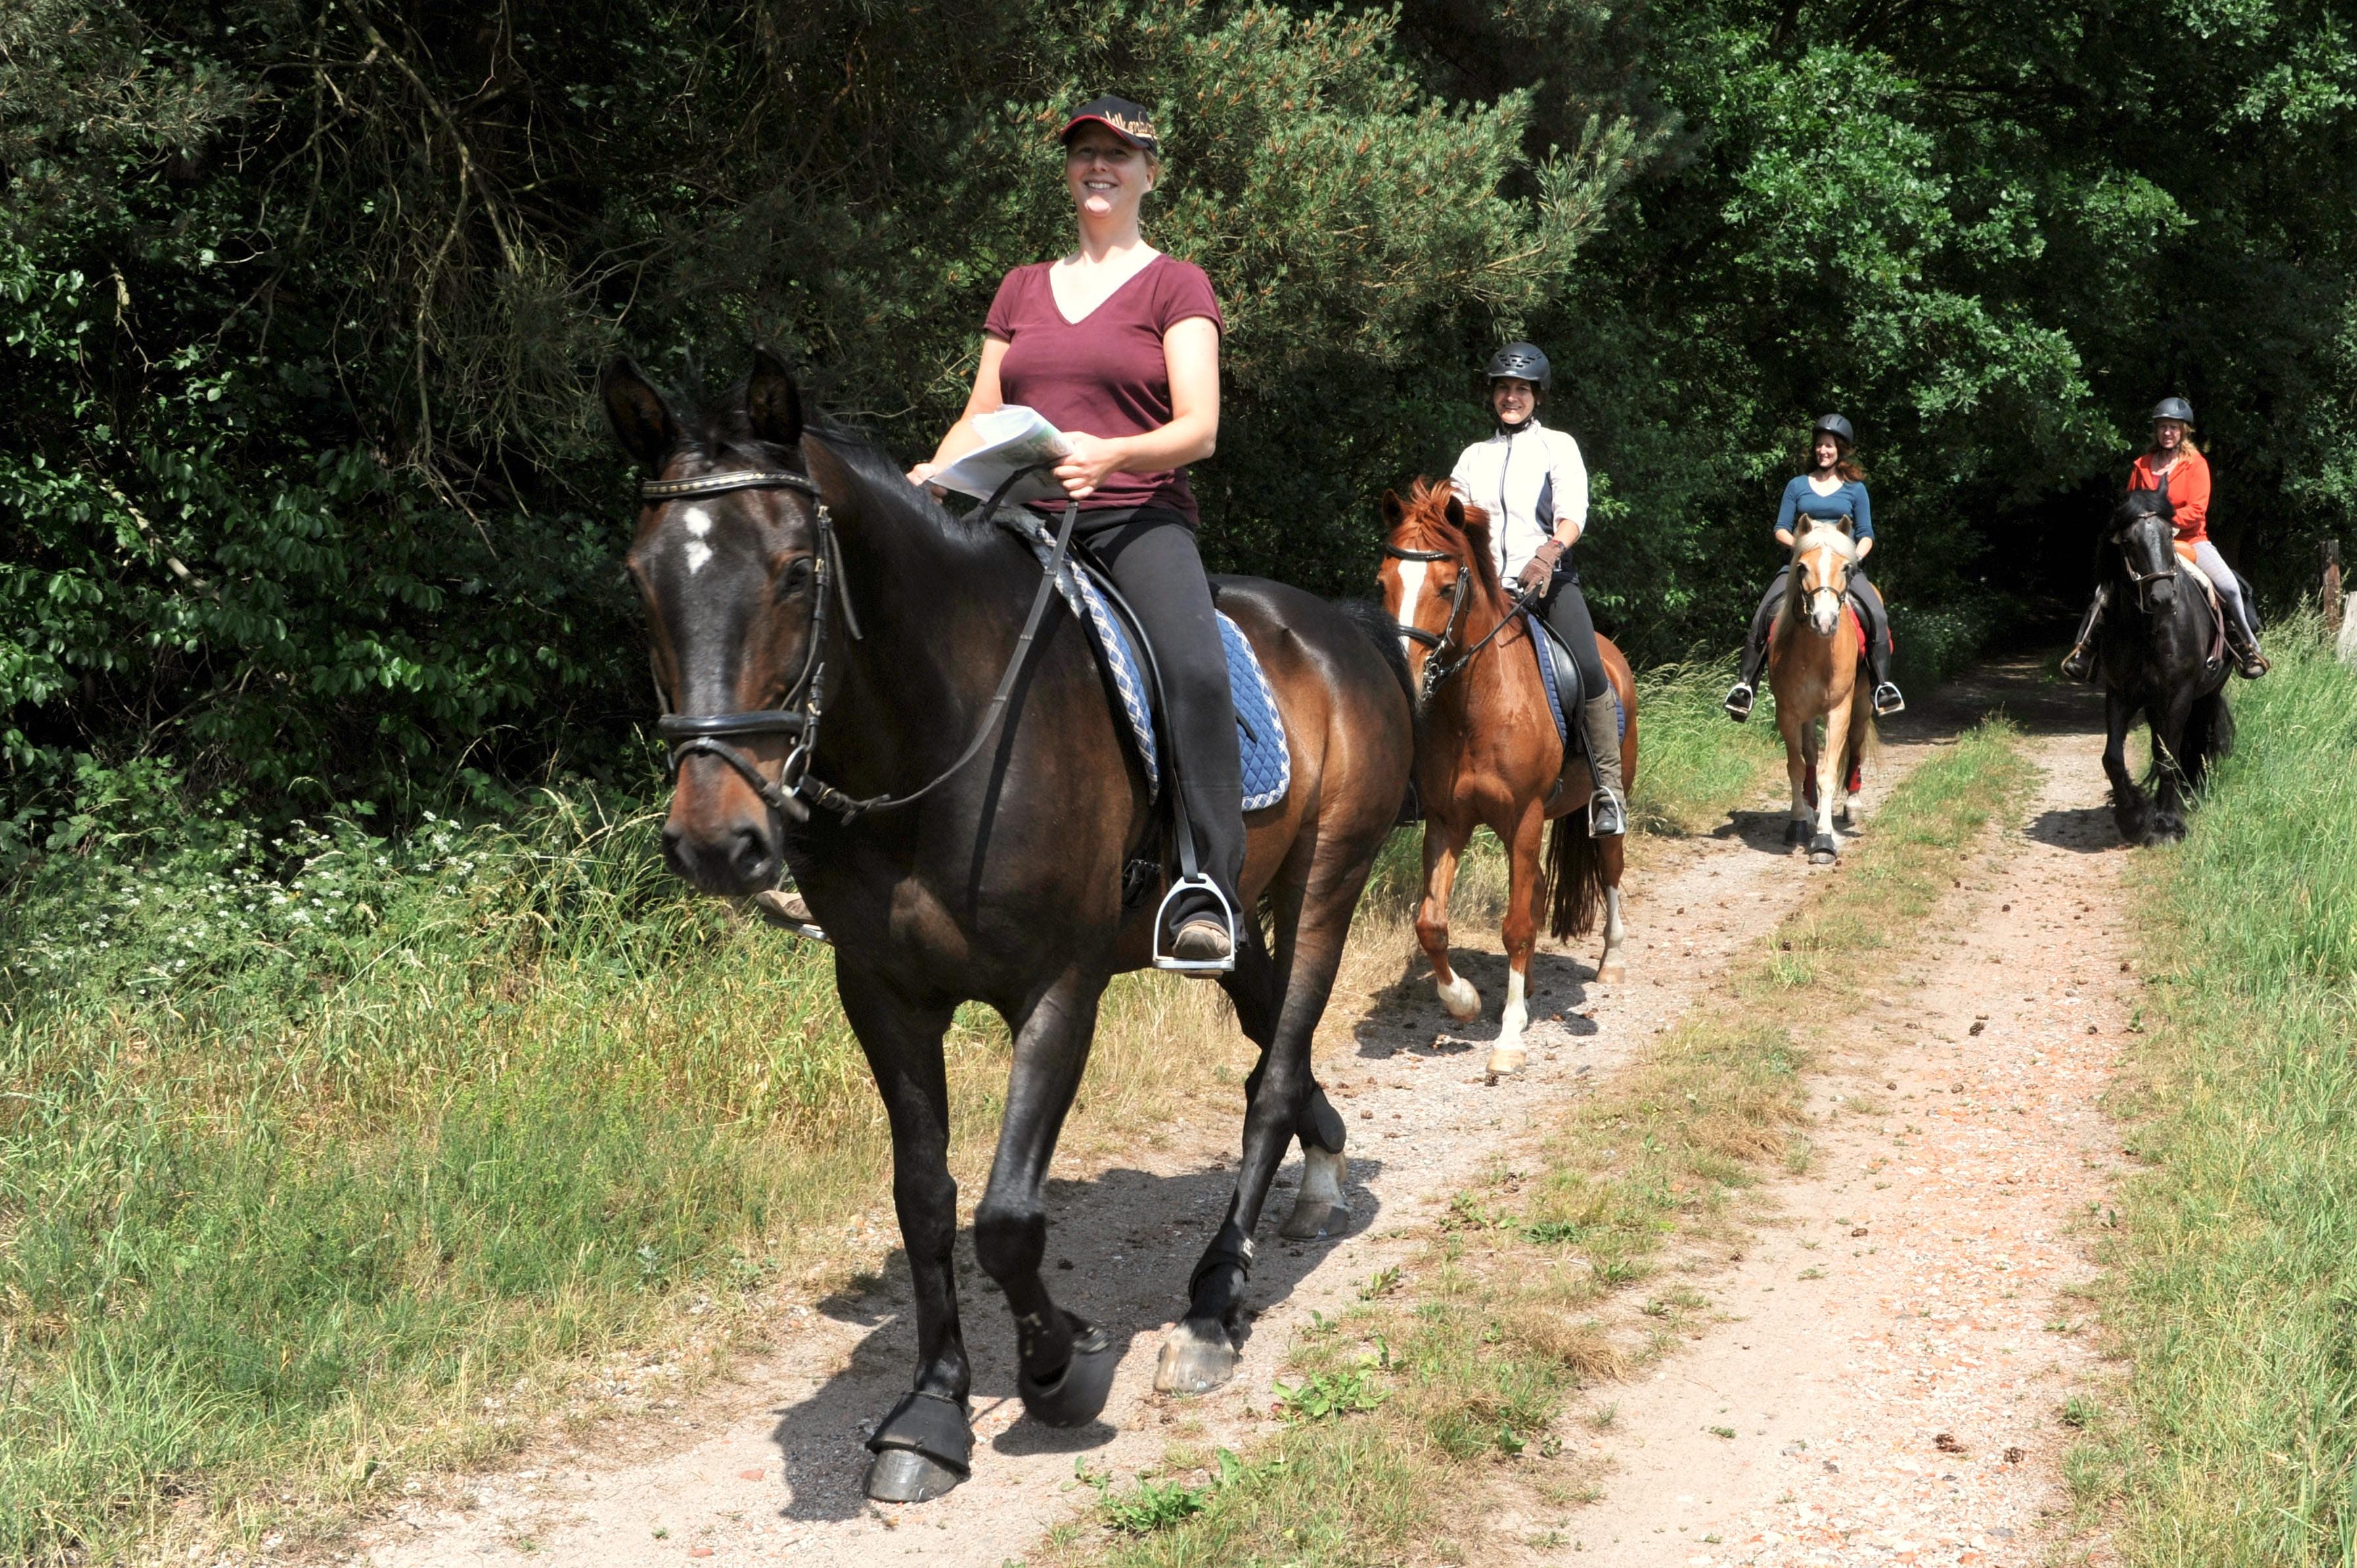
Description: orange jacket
xmin=2128 ymin=447 xmax=2210 ymax=544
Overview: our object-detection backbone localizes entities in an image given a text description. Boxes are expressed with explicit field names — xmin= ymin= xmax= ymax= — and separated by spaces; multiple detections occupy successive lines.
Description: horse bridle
xmin=1380 ymin=541 xmax=1534 ymax=698
xmin=642 ymin=461 xmax=1077 ymax=828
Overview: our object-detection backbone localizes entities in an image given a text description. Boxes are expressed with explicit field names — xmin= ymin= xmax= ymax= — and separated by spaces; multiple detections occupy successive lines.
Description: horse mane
xmin=665 ymin=364 xmax=993 ymax=554
xmin=1396 ymin=477 xmax=1508 ymax=617
xmin=1788 ymin=517 xmax=1858 ymax=562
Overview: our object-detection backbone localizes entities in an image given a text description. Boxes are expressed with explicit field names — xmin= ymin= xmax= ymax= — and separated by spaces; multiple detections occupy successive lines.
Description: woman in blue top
xmin=1724 ymin=414 xmax=1904 ymax=722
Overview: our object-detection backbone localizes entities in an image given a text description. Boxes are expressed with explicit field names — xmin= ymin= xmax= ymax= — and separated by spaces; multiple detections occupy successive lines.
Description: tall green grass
xmin=0 ymin=659 xmax=1774 ymax=1564
xmin=2097 ymin=616 xmax=2357 ymax=1565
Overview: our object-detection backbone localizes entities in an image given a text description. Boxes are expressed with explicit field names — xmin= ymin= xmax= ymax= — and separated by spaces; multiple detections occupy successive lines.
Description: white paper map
xmin=932 ymin=405 xmax=1073 ymax=506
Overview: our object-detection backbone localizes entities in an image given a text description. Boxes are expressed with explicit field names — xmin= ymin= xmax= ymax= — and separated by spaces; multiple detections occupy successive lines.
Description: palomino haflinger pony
xmin=1768 ymin=517 xmax=1875 ymax=864
xmin=1377 ymin=480 xmax=1640 ymax=1077
xmin=605 ymin=350 xmax=1416 ymax=1502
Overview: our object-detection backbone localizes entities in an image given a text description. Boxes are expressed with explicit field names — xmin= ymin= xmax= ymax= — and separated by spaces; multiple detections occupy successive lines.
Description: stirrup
xmin=1871 ymin=681 xmax=1906 ymax=717
xmin=1153 ymin=874 xmax=1236 ymax=976
xmin=2059 ymin=644 xmax=2096 ymax=683
xmin=1722 ymin=681 xmax=1755 ymax=722
xmin=1588 ymin=788 xmax=1627 ymax=839
xmin=750 ymin=887 xmax=830 ymax=946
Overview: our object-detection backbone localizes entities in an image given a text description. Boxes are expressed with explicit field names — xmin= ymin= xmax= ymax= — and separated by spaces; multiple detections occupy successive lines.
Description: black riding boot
xmin=1848 ymin=575 xmax=1904 ymax=716
xmin=2224 ymin=606 xmax=2272 ymax=679
xmin=2060 ymin=585 xmax=2109 ymax=683
xmin=1725 ymin=571 xmax=1788 ymax=722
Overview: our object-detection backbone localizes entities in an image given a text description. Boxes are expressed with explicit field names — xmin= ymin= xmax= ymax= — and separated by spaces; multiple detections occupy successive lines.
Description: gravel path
xmin=355 ymin=705 xmax=1960 ymax=1568
xmin=1548 ymin=665 xmax=2127 ymax=1567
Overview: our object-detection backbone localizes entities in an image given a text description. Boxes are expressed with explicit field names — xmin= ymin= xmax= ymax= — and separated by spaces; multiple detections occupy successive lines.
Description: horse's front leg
xmin=2147 ymin=684 xmax=2199 ymax=843
xmin=2103 ymin=685 xmax=2151 ymax=845
xmin=1489 ymin=801 xmax=1548 ymax=1075
xmin=1417 ymin=815 xmax=1481 ymax=1019
xmin=972 ymin=965 xmax=1121 ymax=1431
xmin=836 ymin=973 xmax=970 ymax=1503
xmin=1810 ymin=694 xmax=1851 ymax=863
xmin=1778 ymin=698 xmax=1814 ymax=847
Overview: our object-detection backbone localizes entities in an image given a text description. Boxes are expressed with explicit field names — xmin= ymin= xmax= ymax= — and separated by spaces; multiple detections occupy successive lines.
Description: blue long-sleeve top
xmin=1775 ymin=476 xmax=1874 ymax=540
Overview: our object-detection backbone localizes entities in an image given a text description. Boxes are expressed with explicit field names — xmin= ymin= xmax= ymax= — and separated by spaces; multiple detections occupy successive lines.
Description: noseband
xmin=1380 ymin=541 xmax=1531 ymax=698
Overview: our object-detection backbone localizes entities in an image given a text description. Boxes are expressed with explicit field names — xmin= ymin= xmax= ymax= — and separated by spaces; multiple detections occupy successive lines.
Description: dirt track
xmin=357 ymin=660 xmax=2126 ymax=1568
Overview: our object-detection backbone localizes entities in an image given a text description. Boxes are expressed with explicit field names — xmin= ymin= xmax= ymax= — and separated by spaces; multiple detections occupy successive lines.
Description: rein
xmin=1380 ymin=540 xmax=1534 ymax=698
xmin=647 ymin=461 xmax=1078 ymax=828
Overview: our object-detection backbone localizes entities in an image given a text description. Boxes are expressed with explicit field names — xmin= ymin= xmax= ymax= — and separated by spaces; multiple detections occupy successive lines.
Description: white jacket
xmin=1448 ymin=419 xmax=1590 ymax=581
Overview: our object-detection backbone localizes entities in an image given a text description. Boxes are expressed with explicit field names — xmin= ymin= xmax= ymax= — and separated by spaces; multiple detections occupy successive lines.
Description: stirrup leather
xmin=1154 ymin=874 xmax=1238 ymax=975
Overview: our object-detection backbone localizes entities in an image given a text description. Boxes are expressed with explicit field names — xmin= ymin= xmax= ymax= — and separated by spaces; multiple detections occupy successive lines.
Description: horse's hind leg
xmin=837 ymin=977 xmax=972 ymax=1502
xmin=2103 ymin=687 xmax=2151 ymax=845
xmin=971 ymin=968 xmax=1123 ymax=1431
xmin=1160 ymin=838 xmax=1370 ymax=1394
xmin=1594 ymin=834 xmax=1628 ymax=984
xmin=1418 ymin=817 xmax=1481 ymax=1019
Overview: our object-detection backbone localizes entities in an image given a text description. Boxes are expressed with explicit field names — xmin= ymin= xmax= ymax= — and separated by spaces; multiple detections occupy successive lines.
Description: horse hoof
xmin=1019 ymin=1312 xmax=1120 ymax=1427
xmin=1594 ymin=960 xmax=1625 ymax=986
xmin=1487 ymin=1044 xmax=1527 ymax=1075
xmin=1809 ymin=834 xmax=1838 ymax=863
xmin=1154 ymin=1318 xmax=1238 ymax=1395
xmin=864 ymin=1390 xmax=972 ymax=1500
xmin=1279 ymin=1146 xmax=1349 ymax=1240
xmin=865 ymin=1448 xmax=964 ymax=1503
xmin=1784 ymin=820 xmax=1810 ymax=846
xmin=1436 ymin=973 xmax=1481 ymax=1020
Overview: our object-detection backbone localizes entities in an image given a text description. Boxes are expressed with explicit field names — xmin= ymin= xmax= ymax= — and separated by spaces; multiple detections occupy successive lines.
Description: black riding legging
xmin=1069 ymin=506 xmax=1246 ymax=927
xmin=1537 ymin=571 xmax=1607 ymax=702
xmin=1738 ymin=565 xmax=1892 ymax=689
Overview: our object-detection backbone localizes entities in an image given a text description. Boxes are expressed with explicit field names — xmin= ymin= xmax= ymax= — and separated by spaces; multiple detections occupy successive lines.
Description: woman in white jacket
xmin=1448 ymin=342 xmax=1623 ymax=838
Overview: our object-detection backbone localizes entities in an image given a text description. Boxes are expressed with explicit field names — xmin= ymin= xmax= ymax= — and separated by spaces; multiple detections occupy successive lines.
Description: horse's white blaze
xmin=683 ymin=540 xmax=713 ymax=574
xmin=1394 ymin=559 xmax=1429 ymax=662
xmin=1436 ymin=970 xmax=1479 ymax=1019
xmin=683 ymin=505 xmax=715 ymax=538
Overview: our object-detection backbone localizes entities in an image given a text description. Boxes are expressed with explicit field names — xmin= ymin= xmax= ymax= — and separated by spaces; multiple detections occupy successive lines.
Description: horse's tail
xmin=1335 ymin=598 xmax=1414 ymax=702
xmin=1544 ymin=815 xmax=1605 ymax=940
xmin=2180 ymin=689 xmax=2237 ymax=793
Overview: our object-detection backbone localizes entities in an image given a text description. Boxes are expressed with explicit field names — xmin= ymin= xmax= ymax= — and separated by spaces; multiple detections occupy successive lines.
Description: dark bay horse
xmin=2094 ymin=487 xmax=2234 ymax=844
xmin=601 ymin=351 xmax=1414 ymax=1502
xmin=1376 ymin=481 xmax=1639 ymax=1075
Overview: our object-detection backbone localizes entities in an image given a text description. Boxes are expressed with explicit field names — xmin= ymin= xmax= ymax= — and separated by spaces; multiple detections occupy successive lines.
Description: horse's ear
xmin=1444 ymin=494 xmax=1467 ymax=530
xmin=1381 ymin=490 xmax=1404 ymax=528
xmin=601 ymin=359 xmax=681 ymax=470
xmin=746 ymin=346 xmax=803 ymax=451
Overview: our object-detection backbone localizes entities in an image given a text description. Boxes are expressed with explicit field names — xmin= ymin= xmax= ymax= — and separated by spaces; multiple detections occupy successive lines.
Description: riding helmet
xmin=1486 ymin=342 xmax=1552 ymax=390
xmin=2151 ymin=396 xmax=2195 ymax=424
xmin=1812 ymin=413 xmax=1856 ymax=447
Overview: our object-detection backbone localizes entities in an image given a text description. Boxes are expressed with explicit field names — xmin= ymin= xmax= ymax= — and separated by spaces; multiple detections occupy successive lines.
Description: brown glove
xmin=1515 ymin=539 xmax=1566 ymax=597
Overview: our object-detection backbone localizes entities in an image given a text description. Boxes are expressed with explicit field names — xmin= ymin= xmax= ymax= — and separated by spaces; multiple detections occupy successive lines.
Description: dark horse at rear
xmin=2092 ymin=487 xmax=2234 ymax=845
xmin=602 ymin=350 xmax=1414 ymax=1502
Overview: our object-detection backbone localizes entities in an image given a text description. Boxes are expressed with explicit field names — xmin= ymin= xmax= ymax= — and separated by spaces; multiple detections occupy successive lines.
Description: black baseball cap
xmin=1060 ymin=96 xmax=1159 ymax=154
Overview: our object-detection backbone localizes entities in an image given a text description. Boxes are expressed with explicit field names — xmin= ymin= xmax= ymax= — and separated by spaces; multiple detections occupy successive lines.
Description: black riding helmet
xmin=2152 ymin=396 xmax=2195 ymax=424
xmin=1812 ymin=413 xmax=1856 ymax=446
xmin=1487 ymin=341 xmax=1552 ymax=391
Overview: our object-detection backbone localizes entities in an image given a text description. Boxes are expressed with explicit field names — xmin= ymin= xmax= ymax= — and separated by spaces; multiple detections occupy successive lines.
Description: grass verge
xmin=0 ymin=656 xmax=1772 ymax=1564
xmin=2080 ymin=617 xmax=2357 ymax=1563
xmin=1060 ymin=717 xmax=2031 ymax=1566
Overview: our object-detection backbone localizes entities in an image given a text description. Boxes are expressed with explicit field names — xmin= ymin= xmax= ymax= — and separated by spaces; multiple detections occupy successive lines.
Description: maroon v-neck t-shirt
xmin=983 ymin=253 xmax=1223 ymax=524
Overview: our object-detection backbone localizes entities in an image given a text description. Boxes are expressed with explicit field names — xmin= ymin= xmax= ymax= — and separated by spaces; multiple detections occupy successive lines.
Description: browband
xmin=640 ymin=470 xmax=822 ymax=501
xmin=1381 ymin=544 xmax=1455 ymax=562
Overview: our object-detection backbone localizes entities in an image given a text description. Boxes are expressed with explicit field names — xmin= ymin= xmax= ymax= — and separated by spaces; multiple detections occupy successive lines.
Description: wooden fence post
xmin=2327 ymin=541 xmax=2345 ymax=638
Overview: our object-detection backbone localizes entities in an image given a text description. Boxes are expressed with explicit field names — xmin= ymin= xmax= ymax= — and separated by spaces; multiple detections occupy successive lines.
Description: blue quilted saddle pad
xmin=1071 ymin=573 xmax=1291 ymax=812
xmin=1524 ymin=612 xmax=1624 ymax=755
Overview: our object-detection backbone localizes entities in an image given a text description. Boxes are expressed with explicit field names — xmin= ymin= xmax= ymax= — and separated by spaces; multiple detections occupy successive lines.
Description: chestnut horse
xmin=1376 ymin=481 xmax=1640 ymax=1076
xmin=604 ymin=351 xmax=1414 ymax=1502
xmin=1767 ymin=517 xmax=1874 ymax=864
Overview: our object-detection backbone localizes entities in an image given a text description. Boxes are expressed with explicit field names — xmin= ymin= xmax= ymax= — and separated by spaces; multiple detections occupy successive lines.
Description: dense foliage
xmin=7 ymin=0 xmax=2355 ymax=831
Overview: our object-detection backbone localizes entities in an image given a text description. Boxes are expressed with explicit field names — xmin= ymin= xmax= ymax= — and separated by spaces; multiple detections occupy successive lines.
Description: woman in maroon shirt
xmin=911 ymin=97 xmax=1240 ymax=968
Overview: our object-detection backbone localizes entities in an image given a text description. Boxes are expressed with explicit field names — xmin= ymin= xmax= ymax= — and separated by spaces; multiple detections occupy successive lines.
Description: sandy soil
xmin=1530 ymin=666 xmax=2128 ymax=1567
xmin=353 ymin=705 xmax=1961 ymax=1568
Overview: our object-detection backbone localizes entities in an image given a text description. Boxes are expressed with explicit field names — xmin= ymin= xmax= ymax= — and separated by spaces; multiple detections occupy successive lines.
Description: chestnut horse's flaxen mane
xmin=1394 ymin=478 xmax=1508 ymax=618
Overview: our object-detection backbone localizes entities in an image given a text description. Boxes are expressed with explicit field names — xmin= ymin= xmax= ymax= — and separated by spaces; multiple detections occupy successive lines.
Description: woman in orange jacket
xmin=2061 ymin=397 xmax=2268 ymax=681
